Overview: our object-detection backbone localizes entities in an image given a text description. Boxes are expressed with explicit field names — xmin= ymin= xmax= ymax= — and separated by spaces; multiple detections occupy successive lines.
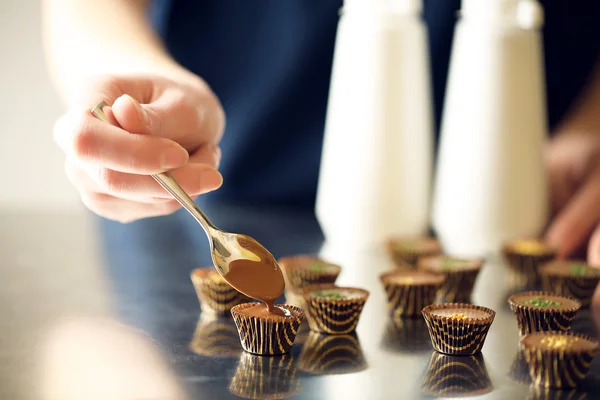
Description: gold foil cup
xmin=230 ymin=303 xmax=304 ymax=356
xmin=520 ymin=331 xmax=599 ymax=389
xmin=421 ymin=352 xmax=492 ymax=397
xmin=190 ymin=267 xmax=250 ymax=316
xmin=189 ymin=314 xmax=242 ymax=358
xmin=298 ymin=332 xmax=367 ymax=375
xmin=380 ymin=317 xmax=432 ymax=354
xmin=380 ymin=270 xmax=445 ymax=318
xmin=385 ymin=236 xmax=442 ymax=268
xmin=229 ymin=352 xmax=300 ymax=399
xmin=527 ymin=386 xmax=590 ymax=400
xmin=278 ymin=256 xmax=342 ymax=307
xmin=417 ymin=256 xmax=483 ymax=303
xmin=422 ymin=303 xmax=496 ymax=356
xmin=508 ymin=291 xmax=581 ymax=336
xmin=301 ymin=284 xmax=369 ymax=335
xmin=540 ymin=261 xmax=600 ymax=308
xmin=503 ymin=239 xmax=557 ymax=287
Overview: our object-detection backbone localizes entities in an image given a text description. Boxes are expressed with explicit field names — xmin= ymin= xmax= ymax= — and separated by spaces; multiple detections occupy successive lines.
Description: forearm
xmin=42 ymin=0 xmax=198 ymax=105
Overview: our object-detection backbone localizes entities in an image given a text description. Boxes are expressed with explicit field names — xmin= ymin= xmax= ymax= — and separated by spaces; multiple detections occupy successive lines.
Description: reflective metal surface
xmin=1 ymin=203 xmax=599 ymax=399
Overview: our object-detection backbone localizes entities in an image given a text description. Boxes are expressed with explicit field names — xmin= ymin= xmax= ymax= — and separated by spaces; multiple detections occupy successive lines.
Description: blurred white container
xmin=432 ymin=0 xmax=549 ymax=257
xmin=316 ymin=0 xmax=433 ymax=249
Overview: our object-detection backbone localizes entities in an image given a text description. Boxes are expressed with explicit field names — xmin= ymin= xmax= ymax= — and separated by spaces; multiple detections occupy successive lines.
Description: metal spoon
xmin=91 ymin=101 xmax=284 ymax=301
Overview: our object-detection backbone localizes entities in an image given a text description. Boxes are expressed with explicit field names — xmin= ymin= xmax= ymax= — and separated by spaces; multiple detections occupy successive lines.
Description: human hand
xmin=545 ymin=130 xmax=600 ymax=266
xmin=53 ymin=74 xmax=225 ymax=223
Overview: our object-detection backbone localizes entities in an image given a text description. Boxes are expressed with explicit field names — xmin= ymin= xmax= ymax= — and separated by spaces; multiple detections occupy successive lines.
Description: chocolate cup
xmin=541 ymin=273 xmax=600 ymax=309
xmin=417 ymin=257 xmax=484 ymax=303
xmin=298 ymin=332 xmax=367 ymax=375
xmin=503 ymin=240 xmax=557 ymax=287
xmin=422 ymin=303 xmax=496 ymax=356
xmin=520 ymin=332 xmax=599 ymax=389
xmin=189 ymin=314 xmax=242 ymax=358
xmin=279 ymin=256 xmax=342 ymax=306
xmin=380 ymin=270 xmax=445 ymax=318
xmin=190 ymin=268 xmax=250 ymax=316
xmin=229 ymin=352 xmax=300 ymax=399
xmin=302 ymin=284 xmax=369 ymax=335
xmin=527 ymin=386 xmax=590 ymax=400
xmin=421 ymin=352 xmax=492 ymax=397
xmin=385 ymin=237 xmax=442 ymax=268
xmin=380 ymin=317 xmax=432 ymax=354
xmin=508 ymin=291 xmax=581 ymax=336
xmin=230 ymin=303 xmax=304 ymax=356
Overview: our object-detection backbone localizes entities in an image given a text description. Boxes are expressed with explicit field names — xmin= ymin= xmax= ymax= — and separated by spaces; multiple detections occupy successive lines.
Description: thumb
xmin=111 ymin=94 xmax=156 ymax=135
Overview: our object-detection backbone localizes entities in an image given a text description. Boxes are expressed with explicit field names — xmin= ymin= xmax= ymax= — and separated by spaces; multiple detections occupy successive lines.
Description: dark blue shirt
xmin=149 ymin=0 xmax=600 ymax=209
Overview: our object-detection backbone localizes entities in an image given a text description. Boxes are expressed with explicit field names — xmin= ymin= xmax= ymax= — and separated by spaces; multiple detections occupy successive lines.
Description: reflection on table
xmin=380 ymin=317 xmax=432 ymax=354
xmin=189 ymin=314 xmax=242 ymax=359
xmin=421 ymin=352 xmax=492 ymax=398
xmin=229 ymin=353 xmax=300 ymax=400
xmin=298 ymin=332 xmax=367 ymax=375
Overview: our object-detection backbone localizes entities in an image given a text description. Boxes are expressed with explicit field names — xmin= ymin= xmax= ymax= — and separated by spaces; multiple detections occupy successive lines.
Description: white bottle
xmin=432 ymin=0 xmax=548 ymax=258
xmin=316 ymin=0 xmax=433 ymax=249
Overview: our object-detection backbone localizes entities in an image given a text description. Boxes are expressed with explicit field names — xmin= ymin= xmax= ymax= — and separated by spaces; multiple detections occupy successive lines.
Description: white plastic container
xmin=432 ymin=0 xmax=549 ymax=257
xmin=316 ymin=0 xmax=433 ymax=249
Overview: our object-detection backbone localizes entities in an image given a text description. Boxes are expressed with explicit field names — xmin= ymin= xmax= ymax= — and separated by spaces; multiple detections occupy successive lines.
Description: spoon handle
xmin=90 ymin=101 xmax=217 ymax=236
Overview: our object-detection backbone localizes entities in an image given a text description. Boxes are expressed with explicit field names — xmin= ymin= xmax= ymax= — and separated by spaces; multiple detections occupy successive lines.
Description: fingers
xmin=546 ymin=168 xmax=600 ymax=258
xmin=80 ymin=192 xmax=183 ymax=224
xmin=589 ymin=223 xmax=600 ymax=267
xmin=65 ymin=157 xmax=223 ymax=200
xmin=111 ymin=91 xmax=225 ymax=151
xmin=54 ymin=110 xmax=190 ymax=173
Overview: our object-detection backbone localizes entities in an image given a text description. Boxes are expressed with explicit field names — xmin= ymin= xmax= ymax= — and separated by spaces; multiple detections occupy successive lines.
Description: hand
xmin=53 ymin=74 xmax=225 ymax=223
xmin=545 ymin=130 xmax=600 ymax=266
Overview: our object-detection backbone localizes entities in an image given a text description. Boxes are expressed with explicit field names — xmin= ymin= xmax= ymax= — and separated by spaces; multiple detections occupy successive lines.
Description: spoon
xmin=91 ymin=101 xmax=285 ymax=311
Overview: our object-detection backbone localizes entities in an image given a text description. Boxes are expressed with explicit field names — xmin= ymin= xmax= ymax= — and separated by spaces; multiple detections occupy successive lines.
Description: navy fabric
xmin=148 ymin=0 xmax=600 ymax=209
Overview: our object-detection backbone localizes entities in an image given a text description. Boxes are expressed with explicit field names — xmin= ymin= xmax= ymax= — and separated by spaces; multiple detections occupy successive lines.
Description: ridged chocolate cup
xmin=380 ymin=317 xmax=432 ymax=354
xmin=503 ymin=239 xmax=557 ymax=287
xmin=421 ymin=352 xmax=492 ymax=397
xmin=520 ymin=331 xmax=599 ymax=389
xmin=298 ymin=332 xmax=367 ymax=375
xmin=422 ymin=303 xmax=496 ymax=356
xmin=527 ymin=387 xmax=590 ymax=400
xmin=230 ymin=303 xmax=304 ymax=356
xmin=508 ymin=291 xmax=581 ymax=336
xmin=301 ymin=284 xmax=369 ymax=335
xmin=380 ymin=269 xmax=445 ymax=318
xmin=229 ymin=352 xmax=300 ymax=399
xmin=418 ymin=256 xmax=484 ymax=303
xmin=509 ymin=350 xmax=532 ymax=385
xmin=190 ymin=268 xmax=250 ymax=316
xmin=540 ymin=261 xmax=600 ymax=308
xmin=189 ymin=314 xmax=242 ymax=358
xmin=278 ymin=255 xmax=342 ymax=307
xmin=386 ymin=236 xmax=442 ymax=268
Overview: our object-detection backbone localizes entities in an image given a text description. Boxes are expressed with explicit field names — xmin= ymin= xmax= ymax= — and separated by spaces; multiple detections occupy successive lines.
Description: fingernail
xmin=161 ymin=146 xmax=189 ymax=169
xmin=200 ymin=169 xmax=223 ymax=192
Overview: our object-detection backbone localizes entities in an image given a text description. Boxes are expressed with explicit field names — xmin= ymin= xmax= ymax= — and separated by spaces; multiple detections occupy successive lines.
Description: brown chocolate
xmin=230 ymin=303 xmax=304 ymax=356
xmin=380 ymin=270 xmax=444 ymax=318
xmin=386 ymin=236 xmax=442 ymax=267
xmin=189 ymin=314 xmax=242 ymax=358
xmin=221 ymin=235 xmax=286 ymax=314
xmin=302 ymin=285 xmax=369 ymax=334
xmin=503 ymin=238 xmax=557 ymax=287
xmin=190 ymin=268 xmax=250 ymax=316
xmin=508 ymin=291 xmax=581 ymax=336
xmin=229 ymin=353 xmax=300 ymax=399
xmin=520 ymin=331 xmax=599 ymax=389
xmin=418 ymin=255 xmax=483 ymax=303
xmin=278 ymin=256 xmax=341 ymax=306
xmin=421 ymin=353 xmax=492 ymax=397
xmin=422 ymin=303 xmax=496 ymax=356
xmin=540 ymin=260 xmax=600 ymax=308
xmin=298 ymin=332 xmax=367 ymax=375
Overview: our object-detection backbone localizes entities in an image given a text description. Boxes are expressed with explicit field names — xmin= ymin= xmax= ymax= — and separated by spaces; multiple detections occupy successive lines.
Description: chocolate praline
xmin=418 ymin=255 xmax=483 ymax=303
xmin=508 ymin=291 xmax=581 ymax=336
xmin=540 ymin=260 xmax=600 ymax=308
xmin=380 ymin=269 xmax=445 ymax=318
xmin=386 ymin=236 xmax=442 ymax=268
